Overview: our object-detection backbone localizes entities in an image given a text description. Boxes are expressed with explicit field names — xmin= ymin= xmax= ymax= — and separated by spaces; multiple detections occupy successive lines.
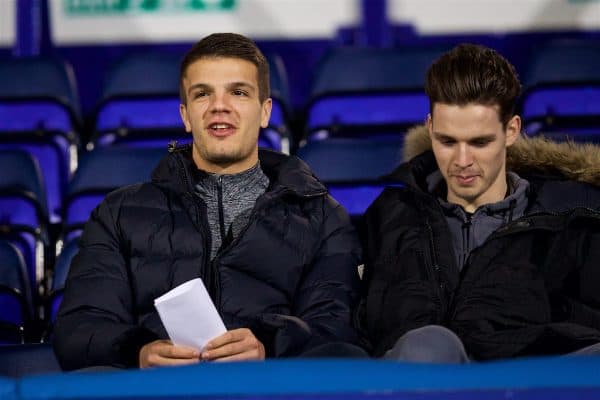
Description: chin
xmin=206 ymin=149 xmax=249 ymax=164
xmin=451 ymin=187 xmax=481 ymax=200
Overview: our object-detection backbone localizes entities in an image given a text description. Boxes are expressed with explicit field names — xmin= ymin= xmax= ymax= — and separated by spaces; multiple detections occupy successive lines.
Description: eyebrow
xmin=187 ymin=81 xmax=256 ymax=95
xmin=432 ymin=132 xmax=497 ymax=142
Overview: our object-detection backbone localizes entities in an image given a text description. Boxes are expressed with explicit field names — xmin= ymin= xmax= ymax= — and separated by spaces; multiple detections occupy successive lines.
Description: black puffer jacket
xmin=54 ymin=147 xmax=362 ymax=370
xmin=363 ymin=127 xmax=600 ymax=359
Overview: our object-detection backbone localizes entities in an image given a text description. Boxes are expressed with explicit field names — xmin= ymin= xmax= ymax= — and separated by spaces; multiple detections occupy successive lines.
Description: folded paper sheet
xmin=154 ymin=278 xmax=226 ymax=350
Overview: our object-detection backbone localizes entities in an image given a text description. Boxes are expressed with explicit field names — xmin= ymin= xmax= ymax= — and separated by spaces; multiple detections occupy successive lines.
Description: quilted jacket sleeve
xmin=269 ymin=196 xmax=363 ymax=356
xmin=53 ymin=192 xmax=159 ymax=370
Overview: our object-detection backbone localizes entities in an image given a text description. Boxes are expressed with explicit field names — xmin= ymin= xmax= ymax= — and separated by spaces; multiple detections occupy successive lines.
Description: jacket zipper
xmin=424 ymin=218 xmax=446 ymax=323
xmin=174 ymin=150 xmax=330 ymax=315
xmin=461 ymin=213 xmax=472 ymax=270
xmin=217 ymin=175 xmax=226 ymax=244
xmin=215 ymin=186 xmax=327 ymax=255
xmin=209 ymin=187 xmax=327 ymax=313
xmin=175 ymin=155 xmax=220 ymax=312
xmin=210 ymin=186 xmax=327 ymax=266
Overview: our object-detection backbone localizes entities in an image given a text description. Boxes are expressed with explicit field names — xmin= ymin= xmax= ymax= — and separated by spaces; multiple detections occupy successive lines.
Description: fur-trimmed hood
xmin=402 ymin=125 xmax=600 ymax=187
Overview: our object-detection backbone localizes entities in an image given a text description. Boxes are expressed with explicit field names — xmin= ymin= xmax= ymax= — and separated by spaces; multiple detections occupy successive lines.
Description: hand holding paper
xmin=154 ymin=278 xmax=226 ymax=351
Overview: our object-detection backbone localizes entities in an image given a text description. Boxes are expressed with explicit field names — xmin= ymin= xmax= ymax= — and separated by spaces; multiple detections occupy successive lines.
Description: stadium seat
xmin=265 ymin=54 xmax=293 ymax=153
xmin=0 ymin=240 xmax=32 ymax=344
xmin=0 ymin=57 xmax=81 ymax=223
xmin=62 ymin=146 xmax=166 ymax=240
xmin=47 ymin=238 xmax=79 ymax=323
xmin=0 ymin=150 xmax=49 ymax=299
xmin=91 ymin=52 xmax=182 ymax=148
xmin=0 ymin=343 xmax=60 ymax=377
xmin=521 ymin=40 xmax=600 ymax=142
xmin=91 ymin=52 xmax=290 ymax=152
xmin=297 ymin=137 xmax=403 ymax=220
xmin=305 ymin=46 xmax=444 ymax=140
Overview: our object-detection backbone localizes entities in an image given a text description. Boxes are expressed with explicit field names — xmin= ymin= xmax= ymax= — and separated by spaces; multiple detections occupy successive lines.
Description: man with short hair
xmin=54 ymin=33 xmax=364 ymax=370
xmin=362 ymin=43 xmax=600 ymax=362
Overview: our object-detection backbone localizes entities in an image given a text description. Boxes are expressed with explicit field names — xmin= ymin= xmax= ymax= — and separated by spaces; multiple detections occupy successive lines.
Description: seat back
xmin=0 ymin=57 xmax=80 ymax=132
xmin=0 ymin=343 xmax=61 ymax=377
xmin=0 ymin=240 xmax=32 ymax=344
xmin=521 ymin=40 xmax=600 ymax=139
xmin=266 ymin=54 xmax=292 ymax=153
xmin=49 ymin=238 xmax=80 ymax=322
xmin=306 ymin=47 xmax=444 ymax=139
xmin=94 ymin=52 xmax=182 ymax=137
xmin=63 ymin=146 xmax=166 ymax=236
xmin=297 ymin=137 xmax=403 ymax=222
xmin=327 ymin=182 xmax=395 ymax=222
xmin=0 ymin=150 xmax=48 ymax=293
xmin=0 ymin=57 xmax=81 ymax=223
xmin=297 ymin=136 xmax=403 ymax=182
xmin=92 ymin=52 xmax=288 ymax=152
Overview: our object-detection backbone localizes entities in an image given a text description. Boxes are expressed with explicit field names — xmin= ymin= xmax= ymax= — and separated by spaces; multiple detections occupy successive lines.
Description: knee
xmin=384 ymin=325 xmax=468 ymax=363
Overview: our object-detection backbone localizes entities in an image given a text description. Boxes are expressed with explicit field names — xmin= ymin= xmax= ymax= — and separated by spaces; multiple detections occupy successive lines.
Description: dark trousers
xmin=383 ymin=325 xmax=600 ymax=363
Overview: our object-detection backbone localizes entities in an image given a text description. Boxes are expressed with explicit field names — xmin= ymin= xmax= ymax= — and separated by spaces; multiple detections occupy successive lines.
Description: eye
xmin=232 ymin=89 xmax=248 ymax=96
xmin=193 ymin=91 xmax=208 ymax=99
xmin=439 ymin=139 xmax=456 ymax=146
xmin=470 ymin=139 xmax=492 ymax=147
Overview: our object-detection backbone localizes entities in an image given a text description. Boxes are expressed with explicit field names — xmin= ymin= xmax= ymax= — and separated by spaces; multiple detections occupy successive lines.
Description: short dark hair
xmin=425 ymin=43 xmax=521 ymax=127
xmin=179 ymin=33 xmax=270 ymax=103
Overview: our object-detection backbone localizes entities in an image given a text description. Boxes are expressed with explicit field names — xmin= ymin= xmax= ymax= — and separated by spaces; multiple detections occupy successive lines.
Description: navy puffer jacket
xmin=54 ymin=147 xmax=362 ymax=370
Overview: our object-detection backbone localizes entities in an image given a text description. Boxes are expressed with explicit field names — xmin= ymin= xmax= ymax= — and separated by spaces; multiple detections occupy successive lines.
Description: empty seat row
xmin=1 ymin=39 xmax=599 ymax=224
xmin=0 ymin=52 xmax=292 ymax=224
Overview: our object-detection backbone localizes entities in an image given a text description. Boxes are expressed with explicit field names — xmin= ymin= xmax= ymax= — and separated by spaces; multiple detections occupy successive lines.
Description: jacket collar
xmin=151 ymin=144 xmax=327 ymax=197
xmin=402 ymin=124 xmax=600 ymax=187
xmin=389 ymin=127 xmax=600 ymax=212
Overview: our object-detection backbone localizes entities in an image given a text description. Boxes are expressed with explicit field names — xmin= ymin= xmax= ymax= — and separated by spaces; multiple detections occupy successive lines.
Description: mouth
xmin=453 ymin=175 xmax=478 ymax=185
xmin=207 ymin=123 xmax=236 ymax=138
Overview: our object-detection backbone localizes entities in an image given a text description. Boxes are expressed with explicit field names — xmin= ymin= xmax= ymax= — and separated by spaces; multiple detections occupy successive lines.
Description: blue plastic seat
xmin=0 ymin=57 xmax=81 ymax=223
xmin=91 ymin=52 xmax=290 ymax=152
xmin=0 ymin=240 xmax=32 ymax=344
xmin=63 ymin=146 xmax=166 ymax=239
xmin=48 ymin=238 xmax=79 ymax=323
xmin=297 ymin=137 xmax=403 ymax=182
xmin=521 ymin=40 xmax=600 ymax=141
xmin=306 ymin=47 xmax=444 ymax=140
xmin=0 ymin=150 xmax=48 ymax=298
xmin=265 ymin=54 xmax=292 ymax=153
xmin=0 ymin=343 xmax=60 ymax=377
xmin=327 ymin=182 xmax=392 ymax=219
xmin=297 ymin=137 xmax=403 ymax=219
xmin=93 ymin=52 xmax=181 ymax=141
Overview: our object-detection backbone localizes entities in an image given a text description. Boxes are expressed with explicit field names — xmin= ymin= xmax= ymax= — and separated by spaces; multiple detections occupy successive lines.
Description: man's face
xmin=428 ymin=103 xmax=520 ymax=212
xmin=180 ymin=57 xmax=272 ymax=174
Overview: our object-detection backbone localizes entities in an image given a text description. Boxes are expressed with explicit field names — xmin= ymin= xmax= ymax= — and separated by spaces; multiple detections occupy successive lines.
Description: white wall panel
xmin=389 ymin=0 xmax=600 ymax=33
xmin=50 ymin=0 xmax=360 ymax=44
xmin=0 ymin=0 xmax=16 ymax=46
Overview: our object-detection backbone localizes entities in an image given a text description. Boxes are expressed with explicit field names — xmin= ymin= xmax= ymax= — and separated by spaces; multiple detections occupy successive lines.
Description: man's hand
xmin=201 ymin=328 xmax=265 ymax=362
xmin=139 ymin=340 xmax=200 ymax=368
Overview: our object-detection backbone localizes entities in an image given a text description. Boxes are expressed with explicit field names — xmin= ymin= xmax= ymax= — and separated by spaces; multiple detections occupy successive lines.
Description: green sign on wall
xmin=65 ymin=0 xmax=237 ymax=14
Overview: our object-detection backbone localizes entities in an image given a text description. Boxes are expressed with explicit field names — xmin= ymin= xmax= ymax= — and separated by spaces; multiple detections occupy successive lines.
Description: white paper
xmin=154 ymin=278 xmax=226 ymax=351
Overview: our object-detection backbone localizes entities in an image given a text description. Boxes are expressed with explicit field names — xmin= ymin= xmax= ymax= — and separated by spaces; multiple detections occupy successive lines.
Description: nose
xmin=208 ymin=90 xmax=231 ymax=113
xmin=454 ymin=144 xmax=474 ymax=168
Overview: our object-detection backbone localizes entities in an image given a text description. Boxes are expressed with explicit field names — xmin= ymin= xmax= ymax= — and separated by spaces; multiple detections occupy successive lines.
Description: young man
xmin=54 ymin=33 xmax=364 ymax=370
xmin=362 ymin=44 xmax=600 ymax=362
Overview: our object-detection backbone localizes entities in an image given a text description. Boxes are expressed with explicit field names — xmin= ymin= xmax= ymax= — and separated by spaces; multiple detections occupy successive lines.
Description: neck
xmin=193 ymin=150 xmax=258 ymax=175
xmin=447 ymin=172 xmax=508 ymax=213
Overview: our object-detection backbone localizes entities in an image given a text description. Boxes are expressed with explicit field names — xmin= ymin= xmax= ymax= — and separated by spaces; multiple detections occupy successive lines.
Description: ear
xmin=260 ymin=98 xmax=272 ymax=129
xmin=180 ymin=103 xmax=192 ymax=133
xmin=505 ymin=115 xmax=521 ymax=147
xmin=426 ymin=113 xmax=433 ymax=138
